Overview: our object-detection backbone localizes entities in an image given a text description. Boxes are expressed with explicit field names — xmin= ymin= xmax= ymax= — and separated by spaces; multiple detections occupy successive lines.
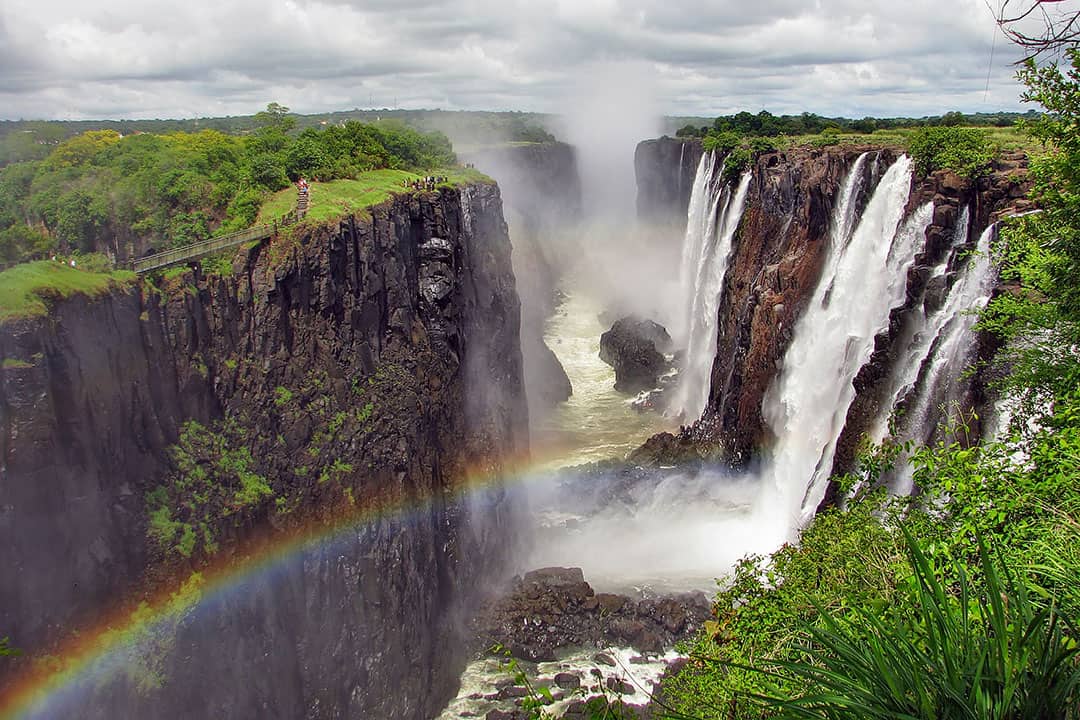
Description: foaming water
xmin=884 ymin=220 xmax=1000 ymax=494
xmin=520 ymin=463 xmax=776 ymax=595
xmin=525 ymin=154 xmax=929 ymax=592
xmin=870 ymin=206 xmax=973 ymax=445
xmin=533 ymin=290 xmax=674 ymax=468
xmin=439 ymin=647 xmax=680 ymax=720
xmin=670 ymin=155 xmax=752 ymax=421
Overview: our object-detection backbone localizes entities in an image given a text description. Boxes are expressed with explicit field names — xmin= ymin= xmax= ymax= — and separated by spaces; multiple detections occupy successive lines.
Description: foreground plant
xmin=737 ymin=531 xmax=1080 ymax=720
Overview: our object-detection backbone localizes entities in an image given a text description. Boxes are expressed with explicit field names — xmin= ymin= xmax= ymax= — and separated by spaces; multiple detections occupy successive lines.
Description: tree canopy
xmin=0 ymin=105 xmax=456 ymax=266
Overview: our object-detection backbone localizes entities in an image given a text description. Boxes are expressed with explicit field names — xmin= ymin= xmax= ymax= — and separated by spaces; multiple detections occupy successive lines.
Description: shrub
xmin=145 ymin=418 xmax=273 ymax=560
xmin=273 ymin=386 xmax=293 ymax=407
xmin=907 ymin=126 xmax=997 ymax=178
xmin=747 ymin=532 xmax=1080 ymax=720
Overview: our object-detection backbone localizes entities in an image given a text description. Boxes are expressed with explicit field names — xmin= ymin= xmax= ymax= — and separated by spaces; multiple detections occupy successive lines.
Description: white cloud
xmin=0 ymin=0 xmax=1032 ymax=120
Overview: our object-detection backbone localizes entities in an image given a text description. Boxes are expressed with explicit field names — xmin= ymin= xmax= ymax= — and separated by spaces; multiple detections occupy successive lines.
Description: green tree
xmin=253 ymin=102 xmax=296 ymax=134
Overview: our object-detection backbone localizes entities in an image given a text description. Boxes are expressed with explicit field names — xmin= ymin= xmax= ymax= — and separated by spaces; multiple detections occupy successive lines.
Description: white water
xmin=441 ymin=153 xmax=979 ymax=719
xmin=670 ymin=153 xmax=752 ymax=420
xmin=758 ymin=155 xmax=930 ymax=531
xmin=869 ymin=207 xmax=972 ymax=445
xmin=885 ymin=221 xmax=999 ymax=494
xmin=438 ymin=647 xmax=680 ymax=720
xmin=524 ymin=154 xmax=933 ymax=593
xmin=533 ymin=290 xmax=675 ymax=467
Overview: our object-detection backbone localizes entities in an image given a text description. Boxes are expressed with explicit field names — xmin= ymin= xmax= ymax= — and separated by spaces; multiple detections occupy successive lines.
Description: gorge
xmin=0 ymin=129 xmax=1033 ymax=719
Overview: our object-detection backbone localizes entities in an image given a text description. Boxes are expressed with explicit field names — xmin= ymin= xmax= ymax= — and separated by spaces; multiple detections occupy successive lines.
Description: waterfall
xmin=883 ymin=220 xmax=999 ymax=494
xmin=676 ymin=142 xmax=686 ymax=205
xmin=869 ymin=207 xmax=971 ymax=446
xmin=670 ymin=153 xmax=752 ymax=421
xmin=758 ymin=154 xmax=929 ymax=529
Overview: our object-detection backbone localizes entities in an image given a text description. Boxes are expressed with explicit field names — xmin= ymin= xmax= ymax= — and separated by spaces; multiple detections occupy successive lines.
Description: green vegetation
xmin=676 ymin=109 xmax=1038 ymax=140
xmin=906 ymin=126 xmax=998 ymax=178
xmin=0 ymin=109 xmax=555 ymax=167
xmin=0 ymin=637 xmax=18 ymax=657
xmin=0 ymin=104 xmax=460 ymax=267
xmin=656 ymin=49 xmax=1080 ymax=720
xmin=748 ymin=532 xmax=1080 ymax=720
xmin=682 ymin=108 xmax=1036 ymax=172
xmin=273 ymin=386 xmax=294 ymax=407
xmin=146 ymin=418 xmax=272 ymax=559
xmin=259 ymin=166 xmax=490 ymax=224
xmin=0 ymin=260 xmax=137 ymax=323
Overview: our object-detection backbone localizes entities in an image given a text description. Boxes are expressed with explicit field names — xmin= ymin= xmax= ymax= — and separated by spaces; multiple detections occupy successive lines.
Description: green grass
xmin=779 ymin=125 xmax=1042 ymax=155
xmin=257 ymin=167 xmax=493 ymax=225
xmin=0 ymin=261 xmax=138 ymax=323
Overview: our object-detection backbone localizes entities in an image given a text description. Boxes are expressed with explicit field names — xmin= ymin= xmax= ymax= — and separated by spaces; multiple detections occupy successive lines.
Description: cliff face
xmin=463 ymin=142 xmax=582 ymax=418
xmin=632 ymin=143 xmax=1030 ymax=482
xmin=0 ymin=184 xmax=527 ymax=718
xmin=634 ymin=137 xmax=703 ymax=227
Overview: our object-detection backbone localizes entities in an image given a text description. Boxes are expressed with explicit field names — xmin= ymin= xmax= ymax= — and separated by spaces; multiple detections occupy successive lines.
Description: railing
xmin=133 ymin=205 xmax=303 ymax=274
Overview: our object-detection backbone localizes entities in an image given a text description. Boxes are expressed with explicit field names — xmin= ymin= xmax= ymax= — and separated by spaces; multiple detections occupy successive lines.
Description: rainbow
xmin=0 ymin=451 xmax=563 ymax=720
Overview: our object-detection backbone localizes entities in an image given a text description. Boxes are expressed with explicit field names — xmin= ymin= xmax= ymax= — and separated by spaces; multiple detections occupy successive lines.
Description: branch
xmin=991 ymin=0 xmax=1080 ymax=62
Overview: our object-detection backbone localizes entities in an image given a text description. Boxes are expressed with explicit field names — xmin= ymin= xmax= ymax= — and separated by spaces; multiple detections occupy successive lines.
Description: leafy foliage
xmin=0 ymin=637 xmax=19 ymax=657
xmin=748 ymin=532 xmax=1080 ymax=720
xmin=0 ymin=103 xmax=457 ymax=266
xmin=906 ymin=126 xmax=998 ymax=177
xmin=701 ymin=133 xmax=779 ymax=182
xmin=146 ymin=418 xmax=272 ymax=559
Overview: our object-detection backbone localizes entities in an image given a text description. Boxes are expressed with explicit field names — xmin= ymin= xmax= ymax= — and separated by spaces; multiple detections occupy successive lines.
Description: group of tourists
xmin=404 ymin=176 xmax=447 ymax=192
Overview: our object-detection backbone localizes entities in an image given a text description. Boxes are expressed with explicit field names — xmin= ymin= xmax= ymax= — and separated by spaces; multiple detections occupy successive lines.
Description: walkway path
xmin=133 ymin=190 xmax=306 ymax=274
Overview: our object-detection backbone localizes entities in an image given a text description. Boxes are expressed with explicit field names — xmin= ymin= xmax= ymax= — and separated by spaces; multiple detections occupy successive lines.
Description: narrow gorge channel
xmin=434 ymin=136 xmax=1032 ymax=719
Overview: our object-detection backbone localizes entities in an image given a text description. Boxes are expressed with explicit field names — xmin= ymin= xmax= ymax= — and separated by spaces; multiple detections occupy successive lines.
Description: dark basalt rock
xmin=0 ymin=184 xmax=527 ymax=718
xmin=635 ymin=137 xmax=705 ymax=227
xmin=471 ymin=566 xmax=710 ymax=662
xmin=632 ymin=142 xmax=1034 ymax=485
xmin=522 ymin=332 xmax=572 ymax=407
xmin=599 ymin=317 xmax=672 ymax=393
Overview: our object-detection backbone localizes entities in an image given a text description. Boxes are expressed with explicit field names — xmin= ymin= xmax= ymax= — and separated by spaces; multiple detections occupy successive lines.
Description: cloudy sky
xmin=0 ymin=0 xmax=1045 ymax=121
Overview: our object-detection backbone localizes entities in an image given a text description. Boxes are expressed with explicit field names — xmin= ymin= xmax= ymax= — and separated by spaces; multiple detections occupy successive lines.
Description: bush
xmin=907 ymin=126 xmax=997 ymax=178
xmin=750 ymin=532 xmax=1080 ymax=720
xmin=146 ymin=418 xmax=273 ymax=560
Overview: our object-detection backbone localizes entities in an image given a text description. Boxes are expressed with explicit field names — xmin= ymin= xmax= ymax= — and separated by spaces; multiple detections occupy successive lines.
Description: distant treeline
xmin=0 ymin=108 xmax=555 ymax=168
xmin=0 ymin=105 xmax=456 ymax=266
xmin=676 ymin=109 xmax=1040 ymax=138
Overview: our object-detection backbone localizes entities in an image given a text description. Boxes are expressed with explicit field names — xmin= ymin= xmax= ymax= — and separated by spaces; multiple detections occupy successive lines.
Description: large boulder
xmin=470 ymin=566 xmax=710 ymax=662
xmin=599 ymin=317 xmax=672 ymax=393
xmin=522 ymin=332 xmax=572 ymax=408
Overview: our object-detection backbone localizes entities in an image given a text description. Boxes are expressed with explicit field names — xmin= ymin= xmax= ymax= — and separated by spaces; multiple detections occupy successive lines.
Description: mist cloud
xmin=0 ymin=0 xmax=1029 ymax=120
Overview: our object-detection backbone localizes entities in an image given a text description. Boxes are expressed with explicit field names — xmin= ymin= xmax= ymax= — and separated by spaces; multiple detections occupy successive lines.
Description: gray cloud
xmin=0 ymin=0 xmax=1032 ymax=120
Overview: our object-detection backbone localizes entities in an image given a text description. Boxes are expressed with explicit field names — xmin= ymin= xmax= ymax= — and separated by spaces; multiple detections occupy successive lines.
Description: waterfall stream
xmin=758 ymin=154 xmax=931 ymax=529
xmin=670 ymin=153 xmax=752 ymax=420
xmin=883 ymin=220 xmax=999 ymax=493
xmin=441 ymin=151 xmax=1006 ymax=719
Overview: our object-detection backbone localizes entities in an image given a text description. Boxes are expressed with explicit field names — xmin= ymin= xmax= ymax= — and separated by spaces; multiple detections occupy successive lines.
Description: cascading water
xmin=883 ymin=220 xmax=999 ymax=494
xmin=757 ymin=154 xmax=931 ymax=531
xmin=676 ymin=142 xmax=686 ymax=205
xmin=670 ymin=153 xmax=752 ymax=420
xmin=868 ymin=207 xmax=972 ymax=445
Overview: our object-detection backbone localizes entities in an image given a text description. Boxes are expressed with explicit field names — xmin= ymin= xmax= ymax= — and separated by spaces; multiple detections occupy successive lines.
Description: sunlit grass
xmin=0 ymin=261 xmax=138 ymax=323
xmin=781 ymin=125 xmax=1043 ymax=156
xmin=258 ymin=167 xmax=493 ymax=225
